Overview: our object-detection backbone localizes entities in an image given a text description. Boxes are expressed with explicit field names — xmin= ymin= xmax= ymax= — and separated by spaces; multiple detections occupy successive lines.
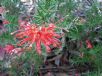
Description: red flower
xmin=4 ymin=44 xmax=15 ymax=54
xmin=4 ymin=44 xmax=23 ymax=55
xmin=3 ymin=19 xmax=10 ymax=25
xmin=86 ymin=39 xmax=93 ymax=49
xmin=13 ymin=23 xmax=61 ymax=54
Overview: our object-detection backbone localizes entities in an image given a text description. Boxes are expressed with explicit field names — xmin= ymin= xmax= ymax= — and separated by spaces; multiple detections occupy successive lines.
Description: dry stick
xmin=29 ymin=64 xmax=34 ymax=76
xmin=47 ymin=54 xmax=62 ymax=62
xmin=46 ymin=50 xmax=81 ymax=62
xmin=40 ymin=66 xmax=76 ymax=72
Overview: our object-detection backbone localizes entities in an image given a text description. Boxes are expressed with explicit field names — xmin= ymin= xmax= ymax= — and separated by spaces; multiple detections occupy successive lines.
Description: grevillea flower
xmin=4 ymin=44 xmax=23 ymax=55
xmin=86 ymin=39 xmax=93 ymax=49
xmin=12 ymin=23 xmax=61 ymax=54
xmin=4 ymin=44 xmax=15 ymax=54
xmin=3 ymin=19 xmax=10 ymax=25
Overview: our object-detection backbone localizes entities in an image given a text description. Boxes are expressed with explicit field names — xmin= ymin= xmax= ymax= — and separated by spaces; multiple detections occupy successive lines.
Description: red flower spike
xmin=18 ymin=37 xmax=32 ymax=46
xmin=13 ymin=23 xmax=62 ymax=54
xmin=86 ymin=39 xmax=93 ymax=49
xmin=4 ymin=44 xmax=15 ymax=54
xmin=4 ymin=44 xmax=24 ymax=55
xmin=15 ymin=32 xmax=26 ymax=39
xmin=3 ymin=20 xmax=10 ymax=25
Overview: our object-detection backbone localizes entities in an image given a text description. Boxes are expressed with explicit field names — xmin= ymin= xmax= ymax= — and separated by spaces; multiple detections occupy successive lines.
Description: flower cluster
xmin=12 ymin=23 xmax=62 ymax=54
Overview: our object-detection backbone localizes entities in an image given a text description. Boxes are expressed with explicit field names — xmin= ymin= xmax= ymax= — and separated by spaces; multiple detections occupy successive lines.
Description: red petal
xmin=53 ymin=33 xmax=61 ymax=38
xmin=4 ymin=44 xmax=15 ymax=54
xmin=36 ymin=39 xmax=41 ymax=54
xmin=86 ymin=40 xmax=93 ymax=49
xmin=45 ymin=45 xmax=51 ymax=53
xmin=18 ymin=37 xmax=31 ymax=46
xmin=3 ymin=20 xmax=10 ymax=25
